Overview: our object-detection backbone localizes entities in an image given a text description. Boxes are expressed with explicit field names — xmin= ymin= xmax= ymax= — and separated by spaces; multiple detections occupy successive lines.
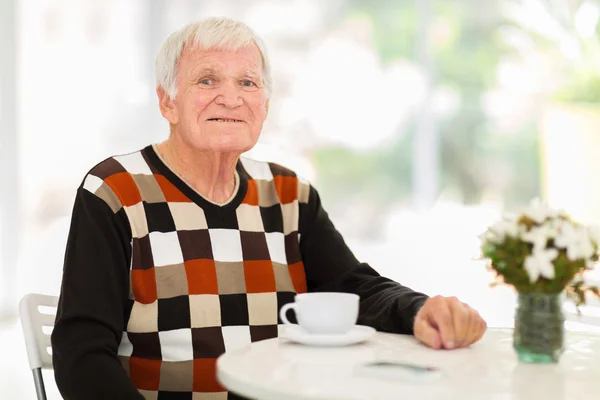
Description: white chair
xmin=19 ymin=293 xmax=58 ymax=400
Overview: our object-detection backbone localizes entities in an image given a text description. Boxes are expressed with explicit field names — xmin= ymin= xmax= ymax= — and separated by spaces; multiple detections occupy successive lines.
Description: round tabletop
xmin=217 ymin=327 xmax=600 ymax=400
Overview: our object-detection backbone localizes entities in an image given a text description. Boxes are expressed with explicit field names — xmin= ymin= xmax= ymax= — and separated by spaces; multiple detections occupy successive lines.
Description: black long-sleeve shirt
xmin=51 ymin=145 xmax=428 ymax=399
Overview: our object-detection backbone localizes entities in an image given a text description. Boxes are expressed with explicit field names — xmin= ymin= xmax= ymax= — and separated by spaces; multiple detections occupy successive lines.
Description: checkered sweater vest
xmin=52 ymin=145 xmax=429 ymax=400
xmin=82 ymin=146 xmax=308 ymax=398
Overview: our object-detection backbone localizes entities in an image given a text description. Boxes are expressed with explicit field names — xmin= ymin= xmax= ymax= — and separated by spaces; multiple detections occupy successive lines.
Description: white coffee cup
xmin=279 ymin=292 xmax=360 ymax=334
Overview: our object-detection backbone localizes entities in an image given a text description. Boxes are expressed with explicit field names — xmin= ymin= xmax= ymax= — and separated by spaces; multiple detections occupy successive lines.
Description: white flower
xmin=521 ymin=226 xmax=551 ymax=251
xmin=554 ymin=220 xmax=578 ymax=249
xmin=524 ymin=248 xmax=558 ymax=283
xmin=542 ymin=219 xmax=560 ymax=239
xmin=566 ymin=229 xmax=595 ymax=261
xmin=521 ymin=198 xmax=559 ymax=224
xmin=501 ymin=212 xmax=518 ymax=222
xmin=553 ymin=221 xmax=594 ymax=261
xmin=488 ymin=219 xmax=520 ymax=243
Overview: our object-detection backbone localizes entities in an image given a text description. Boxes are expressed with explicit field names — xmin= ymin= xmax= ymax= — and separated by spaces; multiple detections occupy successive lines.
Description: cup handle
xmin=279 ymin=303 xmax=297 ymax=325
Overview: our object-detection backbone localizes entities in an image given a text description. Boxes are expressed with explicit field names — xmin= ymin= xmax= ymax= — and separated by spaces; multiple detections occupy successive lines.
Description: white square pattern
xmin=265 ymin=232 xmax=287 ymax=265
xmin=159 ymin=328 xmax=194 ymax=361
xmin=208 ymin=229 xmax=243 ymax=262
xmin=148 ymin=231 xmax=184 ymax=267
xmin=114 ymin=152 xmax=154 ymax=176
xmin=221 ymin=326 xmax=252 ymax=352
xmin=240 ymin=158 xmax=274 ymax=181
xmin=168 ymin=202 xmax=208 ymax=231
xmin=83 ymin=174 xmax=103 ymax=194
xmin=117 ymin=332 xmax=133 ymax=356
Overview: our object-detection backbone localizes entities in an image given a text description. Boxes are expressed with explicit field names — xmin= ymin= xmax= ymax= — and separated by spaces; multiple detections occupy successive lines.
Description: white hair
xmin=155 ymin=17 xmax=273 ymax=99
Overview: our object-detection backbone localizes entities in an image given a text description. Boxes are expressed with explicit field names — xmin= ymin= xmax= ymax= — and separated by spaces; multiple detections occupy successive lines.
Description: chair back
xmin=19 ymin=293 xmax=58 ymax=370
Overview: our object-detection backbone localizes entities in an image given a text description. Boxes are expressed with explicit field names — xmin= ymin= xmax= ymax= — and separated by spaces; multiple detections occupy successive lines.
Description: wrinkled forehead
xmin=178 ymin=42 xmax=264 ymax=78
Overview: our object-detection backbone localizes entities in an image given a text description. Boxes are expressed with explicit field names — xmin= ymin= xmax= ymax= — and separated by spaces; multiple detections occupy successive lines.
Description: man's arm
xmin=51 ymin=187 xmax=143 ymax=399
xmin=299 ymin=185 xmax=428 ymax=334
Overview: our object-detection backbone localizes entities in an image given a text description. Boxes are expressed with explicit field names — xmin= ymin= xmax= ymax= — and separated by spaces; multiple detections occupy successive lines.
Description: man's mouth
xmin=207 ymin=118 xmax=244 ymax=123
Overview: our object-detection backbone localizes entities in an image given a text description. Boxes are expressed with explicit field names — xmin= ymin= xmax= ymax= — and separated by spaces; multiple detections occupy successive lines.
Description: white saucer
xmin=282 ymin=325 xmax=376 ymax=347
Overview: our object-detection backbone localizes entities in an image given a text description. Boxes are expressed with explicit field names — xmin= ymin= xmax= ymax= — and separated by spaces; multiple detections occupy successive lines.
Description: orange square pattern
xmin=185 ymin=259 xmax=219 ymax=295
xmin=131 ymin=268 xmax=158 ymax=304
xmin=104 ymin=172 xmax=143 ymax=207
xmin=288 ymin=262 xmax=307 ymax=294
xmin=193 ymin=358 xmax=225 ymax=392
xmin=243 ymin=260 xmax=277 ymax=293
xmin=273 ymin=176 xmax=298 ymax=205
xmin=242 ymin=179 xmax=259 ymax=206
xmin=154 ymin=175 xmax=192 ymax=202
xmin=129 ymin=357 xmax=161 ymax=391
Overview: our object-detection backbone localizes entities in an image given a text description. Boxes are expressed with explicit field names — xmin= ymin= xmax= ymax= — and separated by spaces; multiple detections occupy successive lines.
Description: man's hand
xmin=413 ymin=296 xmax=487 ymax=350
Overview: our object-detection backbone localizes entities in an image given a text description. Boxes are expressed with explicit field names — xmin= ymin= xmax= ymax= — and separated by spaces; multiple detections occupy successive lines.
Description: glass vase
xmin=513 ymin=292 xmax=564 ymax=363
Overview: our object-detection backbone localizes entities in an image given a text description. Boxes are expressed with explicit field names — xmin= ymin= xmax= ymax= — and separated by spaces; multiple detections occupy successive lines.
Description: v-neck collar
xmin=143 ymin=145 xmax=248 ymax=213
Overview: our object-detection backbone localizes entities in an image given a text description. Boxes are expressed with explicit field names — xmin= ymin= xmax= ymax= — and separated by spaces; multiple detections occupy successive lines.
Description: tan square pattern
xmin=247 ymin=293 xmax=278 ymax=326
xmin=254 ymin=180 xmax=280 ymax=208
xmin=124 ymin=202 xmax=149 ymax=239
xmin=169 ymin=202 xmax=209 ymax=231
xmin=235 ymin=203 xmax=265 ymax=232
xmin=215 ymin=262 xmax=246 ymax=294
xmin=138 ymin=390 xmax=159 ymax=400
xmin=159 ymin=360 xmax=194 ymax=392
xmin=273 ymin=262 xmax=295 ymax=292
xmin=189 ymin=295 xmax=222 ymax=328
xmin=127 ymin=300 xmax=159 ymax=333
xmin=297 ymin=178 xmax=310 ymax=204
xmin=155 ymin=263 xmax=189 ymax=299
xmin=281 ymin=200 xmax=299 ymax=235
xmin=192 ymin=392 xmax=227 ymax=400
xmin=95 ymin=182 xmax=123 ymax=214
xmin=133 ymin=174 xmax=167 ymax=204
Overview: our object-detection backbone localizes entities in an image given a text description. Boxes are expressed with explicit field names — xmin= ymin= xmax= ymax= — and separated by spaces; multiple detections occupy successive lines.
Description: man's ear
xmin=157 ymin=86 xmax=179 ymax=124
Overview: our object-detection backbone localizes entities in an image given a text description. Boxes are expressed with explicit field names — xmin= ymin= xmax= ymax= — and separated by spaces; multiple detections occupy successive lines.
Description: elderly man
xmin=51 ymin=18 xmax=486 ymax=399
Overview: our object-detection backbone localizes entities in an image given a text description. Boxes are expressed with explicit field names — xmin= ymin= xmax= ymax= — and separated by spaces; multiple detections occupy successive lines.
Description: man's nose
xmin=215 ymin=80 xmax=243 ymax=108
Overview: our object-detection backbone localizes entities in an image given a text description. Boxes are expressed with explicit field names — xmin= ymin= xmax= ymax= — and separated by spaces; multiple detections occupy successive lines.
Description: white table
xmin=217 ymin=327 xmax=600 ymax=400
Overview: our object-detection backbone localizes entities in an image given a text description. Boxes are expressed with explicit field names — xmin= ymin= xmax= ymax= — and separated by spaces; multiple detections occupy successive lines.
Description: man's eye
xmin=241 ymin=80 xmax=256 ymax=87
xmin=199 ymin=79 xmax=213 ymax=85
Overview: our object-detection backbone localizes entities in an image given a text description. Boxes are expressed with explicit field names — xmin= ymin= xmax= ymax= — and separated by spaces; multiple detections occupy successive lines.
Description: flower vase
xmin=513 ymin=292 xmax=564 ymax=363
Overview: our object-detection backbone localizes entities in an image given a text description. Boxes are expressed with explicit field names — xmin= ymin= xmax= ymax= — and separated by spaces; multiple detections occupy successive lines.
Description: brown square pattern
xmin=239 ymin=231 xmax=270 ymax=261
xmin=178 ymin=230 xmax=214 ymax=261
xmin=159 ymin=360 xmax=194 ymax=392
xmin=214 ymin=262 xmax=246 ymax=295
xmin=155 ymin=263 xmax=189 ymax=299
xmin=191 ymin=327 xmax=226 ymax=358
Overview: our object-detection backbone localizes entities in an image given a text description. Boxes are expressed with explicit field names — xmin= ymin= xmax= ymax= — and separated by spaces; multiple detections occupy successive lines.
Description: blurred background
xmin=1 ymin=0 xmax=600 ymax=397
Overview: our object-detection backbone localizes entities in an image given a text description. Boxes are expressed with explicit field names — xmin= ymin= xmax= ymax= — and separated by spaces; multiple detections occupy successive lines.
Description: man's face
xmin=160 ymin=43 xmax=269 ymax=154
